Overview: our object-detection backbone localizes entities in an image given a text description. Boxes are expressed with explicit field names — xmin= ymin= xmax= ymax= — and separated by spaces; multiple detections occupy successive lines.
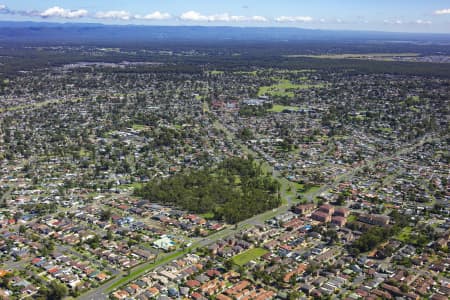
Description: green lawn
xmin=293 ymin=182 xmax=305 ymax=191
xmin=128 ymin=182 xmax=145 ymax=189
xmin=232 ymin=248 xmax=268 ymax=266
xmin=304 ymin=185 xmax=321 ymax=194
xmin=209 ymin=70 xmax=224 ymax=75
xmin=276 ymin=69 xmax=316 ymax=74
xmin=202 ymin=100 xmax=209 ymax=113
xmin=268 ymin=105 xmax=300 ymax=113
xmin=79 ymin=148 xmax=90 ymax=157
xmin=233 ymin=71 xmax=258 ymax=76
xmin=378 ymin=127 xmax=393 ymax=134
xmin=395 ymin=227 xmax=412 ymax=243
xmin=352 ymin=115 xmax=367 ymax=121
xmin=296 ymin=184 xmax=321 ymax=195
xmin=116 ymin=182 xmax=145 ymax=191
xmin=200 ymin=212 xmax=215 ymax=220
xmin=132 ymin=124 xmax=149 ymax=131
xmin=258 ymin=79 xmax=325 ymax=98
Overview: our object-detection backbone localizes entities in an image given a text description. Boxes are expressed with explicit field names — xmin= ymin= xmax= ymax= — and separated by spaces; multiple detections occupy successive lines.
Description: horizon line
xmin=1 ymin=20 xmax=450 ymax=36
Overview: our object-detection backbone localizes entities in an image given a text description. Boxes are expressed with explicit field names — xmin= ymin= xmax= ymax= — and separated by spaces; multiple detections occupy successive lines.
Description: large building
xmin=311 ymin=211 xmax=332 ymax=223
xmin=294 ymin=204 xmax=315 ymax=215
xmin=358 ymin=214 xmax=390 ymax=227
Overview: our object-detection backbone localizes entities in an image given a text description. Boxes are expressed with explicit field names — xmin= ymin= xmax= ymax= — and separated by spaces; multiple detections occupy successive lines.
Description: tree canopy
xmin=135 ymin=157 xmax=281 ymax=223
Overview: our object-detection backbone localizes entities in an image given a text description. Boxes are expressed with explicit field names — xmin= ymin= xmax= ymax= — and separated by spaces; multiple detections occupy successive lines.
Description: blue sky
xmin=1 ymin=0 xmax=450 ymax=33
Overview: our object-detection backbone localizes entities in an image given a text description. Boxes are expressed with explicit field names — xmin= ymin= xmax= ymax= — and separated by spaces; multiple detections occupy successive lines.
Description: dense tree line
xmin=349 ymin=226 xmax=394 ymax=254
xmin=135 ymin=157 xmax=281 ymax=223
xmin=1 ymin=43 xmax=450 ymax=78
xmin=239 ymin=105 xmax=267 ymax=117
xmin=348 ymin=210 xmax=410 ymax=255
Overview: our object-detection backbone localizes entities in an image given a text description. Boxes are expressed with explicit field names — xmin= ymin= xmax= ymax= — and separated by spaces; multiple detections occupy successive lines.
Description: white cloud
xmin=0 ymin=4 xmax=6 ymax=10
xmin=250 ymin=16 xmax=268 ymax=22
xmin=275 ymin=16 xmax=313 ymax=23
xmin=96 ymin=10 xmax=131 ymax=20
xmin=40 ymin=6 xmax=88 ymax=19
xmin=227 ymin=15 xmax=246 ymax=22
xmin=180 ymin=11 xmax=209 ymax=21
xmin=135 ymin=11 xmax=171 ymax=20
xmin=435 ymin=8 xmax=450 ymax=15
xmin=383 ymin=19 xmax=403 ymax=25
xmin=415 ymin=19 xmax=432 ymax=25
xmin=180 ymin=11 xmax=267 ymax=22
xmin=383 ymin=19 xmax=431 ymax=26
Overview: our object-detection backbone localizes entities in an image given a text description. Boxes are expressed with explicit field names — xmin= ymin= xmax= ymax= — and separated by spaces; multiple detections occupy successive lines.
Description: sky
xmin=1 ymin=1 xmax=450 ymax=33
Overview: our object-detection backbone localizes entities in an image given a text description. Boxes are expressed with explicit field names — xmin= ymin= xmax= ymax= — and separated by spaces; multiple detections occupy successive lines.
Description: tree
xmin=336 ymin=193 xmax=346 ymax=206
xmin=400 ymin=284 xmax=410 ymax=293
xmin=194 ymin=227 xmax=201 ymax=236
xmin=306 ymin=261 xmax=320 ymax=276
xmin=46 ymin=281 xmax=68 ymax=300
xmin=224 ymin=259 xmax=234 ymax=271
xmin=88 ymin=234 xmax=100 ymax=249
xmin=324 ymin=229 xmax=338 ymax=245
xmin=106 ymin=230 xmax=113 ymax=241
xmin=0 ymin=272 xmax=12 ymax=289
xmin=40 ymin=245 xmax=50 ymax=257
xmin=100 ymin=209 xmax=112 ymax=222
xmin=14 ymin=211 xmax=23 ymax=221
xmin=18 ymin=225 xmax=26 ymax=235
xmin=47 ymin=240 xmax=55 ymax=251
xmin=134 ymin=157 xmax=280 ymax=224
xmin=70 ymin=286 xmax=81 ymax=298
xmin=350 ymin=226 xmax=393 ymax=253
xmin=237 ymin=127 xmax=254 ymax=141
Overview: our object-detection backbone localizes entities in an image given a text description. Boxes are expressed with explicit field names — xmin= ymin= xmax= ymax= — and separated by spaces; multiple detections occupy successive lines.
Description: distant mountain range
xmin=0 ymin=21 xmax=450 ymax=45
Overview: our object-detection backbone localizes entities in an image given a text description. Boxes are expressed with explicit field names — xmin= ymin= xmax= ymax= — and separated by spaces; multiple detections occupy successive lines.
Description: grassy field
xmin=378 ymin=127 xmax=393 ymax=134
xmin=122 ymin=182 xmax=144 ymax=190
xmin=200 ymin=212 xmax=215 ymax=220
xmin=132 ymin=124 xmax=150 ymax=131
xmin=292 ymin=182 xmax=305 ymax=191
xmin=268 ymin=104 xmax=300 ymax=113
xmin=233 ymin=71 xmax=258 ymax=76
xmin=296 ymin=184 xmax=321 ymax=195
xmin=208 ymin=70 xmax=224 ymax=75
xmin=79 ymin=148 xmax=90 ymax=158
xmin=305 ymin=185 xmax=321 ymax=194
xmin=232 ymin=248 xmax=268 ymax=266
xmin=202 ymin=100 xmax=209 ymax=113
xmin=258 ymin=79 xmax=325 ymax=98
xmin=395 ymin=227 xmax=413 ymax=243
xmin=276 ymin=69 xmax=316 ymax=74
